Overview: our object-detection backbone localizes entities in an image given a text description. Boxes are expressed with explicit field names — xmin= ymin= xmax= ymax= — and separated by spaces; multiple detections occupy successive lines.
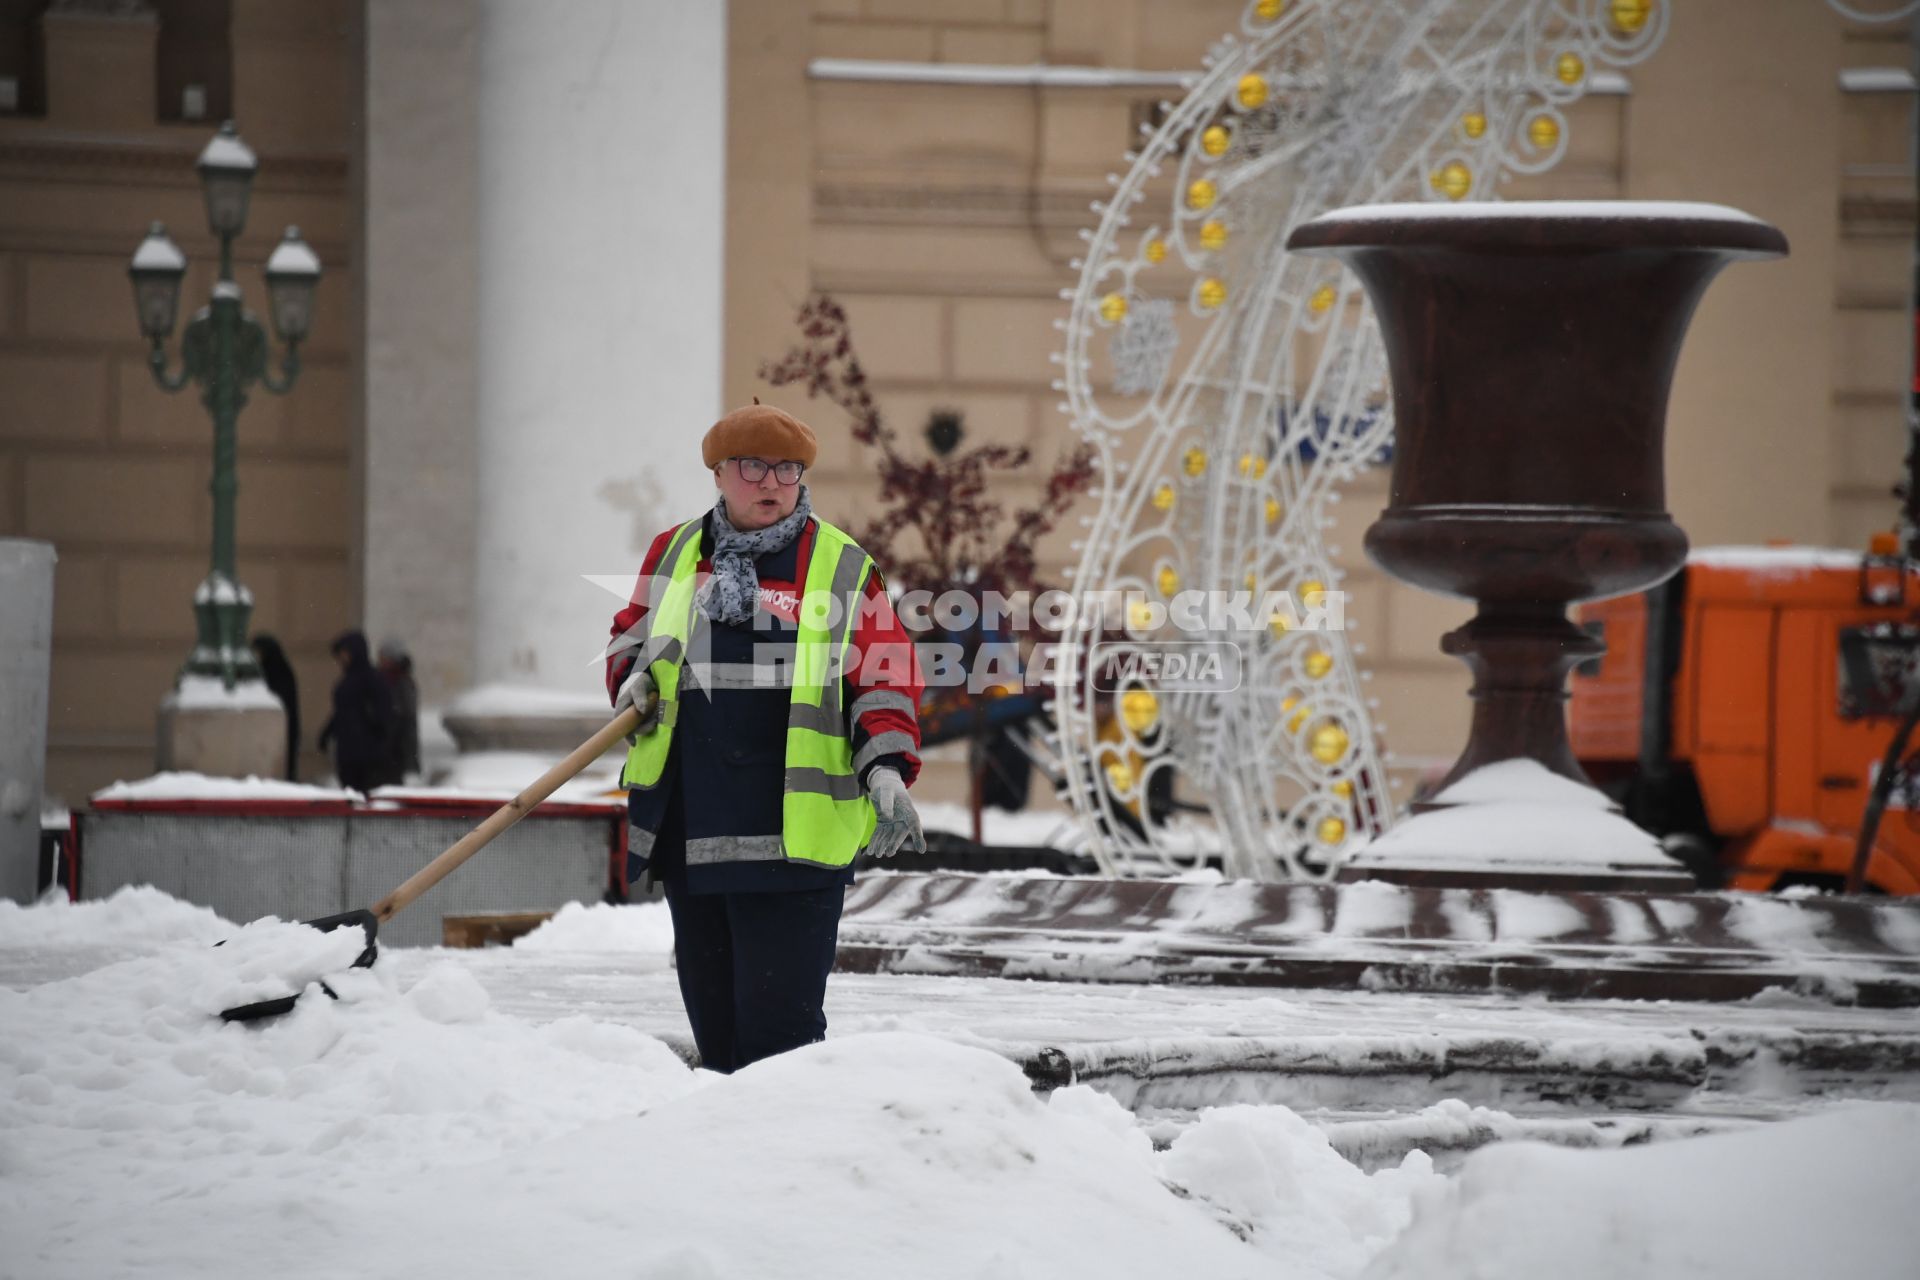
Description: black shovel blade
xmin=218 ymin=908 xmax=381 ymax=1024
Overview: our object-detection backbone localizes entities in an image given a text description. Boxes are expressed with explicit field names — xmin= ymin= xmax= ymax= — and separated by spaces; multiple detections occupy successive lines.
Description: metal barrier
xmin=77 ymin=793 xmax=625 ymax=948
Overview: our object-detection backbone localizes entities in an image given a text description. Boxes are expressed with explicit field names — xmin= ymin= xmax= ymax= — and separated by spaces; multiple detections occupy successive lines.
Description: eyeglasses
xmin=731 ymin=457 xmax=805 ymax=485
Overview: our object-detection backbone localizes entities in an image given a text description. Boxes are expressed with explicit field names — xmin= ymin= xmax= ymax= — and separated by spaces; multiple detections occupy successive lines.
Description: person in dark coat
xmin=606 ymin=402 xmax=926 ymax=1075
xmin=377 ymin=638 xmax=421 ymax=782
xmin=319 ymin=630 xmax=396 ymax=793
xmin=250 ymin=633 xmax=301 ymax=782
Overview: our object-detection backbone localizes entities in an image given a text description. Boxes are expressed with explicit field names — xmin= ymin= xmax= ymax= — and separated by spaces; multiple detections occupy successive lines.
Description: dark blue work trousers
xmin=662 ymin=878 xmax=845 ymax=1074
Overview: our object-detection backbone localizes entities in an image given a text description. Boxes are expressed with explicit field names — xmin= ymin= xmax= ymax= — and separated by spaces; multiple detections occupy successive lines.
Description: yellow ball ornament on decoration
xmin=1105 ymin=758 xmax=1135 ymax=794
xmin=1236 ymin=73 xmax=1269 ymax=111
xmin=1298 ymin=579 xmax=1326 ymax=607
xmin=1186 ymin=178 xmax=1218 ymax=211
xmin=1556 ymin=52 xmax=1585 ymax=85
xmin=1183 ymin=446 xmax=1208 ymax=477
xmin=1310 ymin=722 xmax=1350 ymax=765
xmin=1127 ymin=599 xmax=1157 ymax=631
xmin=1461 ymin=111 xmax=1488 ymax=140
xmin=1199 ymin=220 xmax=1229 ymax=251
xmin=1255 ymin=0 xmax=1286 ymax=19
xmin=1151 ymin=483 xmax=1175 ymax=512
xmin=1316 ymin=815 xmax=1347 ymax=845
xmin=1269 ymin=614 xmax=1292 ymax=637
xmin=1433 ymin=162 xmax=1471 ymax=201
xmin=1200 ymin=125 xmax=1231 ymax=157
xmin=1304 ymin=648 xmax=1333 ymax=679
xmin=1099 ymin=292 xmax=1129 ymax=324
xmin=1143 ymin=237 xmax=1167 ymax=265
xmin=1282 ymin=697 xmax=1310 ymax=733
xmin=1610 ymin=0 xmax=1651 ymax=34
xmin=1527 ymin=114 xmax=1560 ymax=150
xmin=1309 ymin=284 xmax=1337 ymax=314
xmin=1331 ymin=778 xmax=1354 ymax=798
xmin=1237 ymin=452 xmax=1266 ymax=479
xmin=1265 ymin=497 xmax=1282 ymax=526
xmin=1120 ymin=689 xmax=1159 ymax=735
xmin=1197 ymin=278 xmax=1227 ymax=311
xmin=1157 ymin=565 xmax=1180 ymax=596
xmin=1243 ymin=570 xmax=1257 ymax=593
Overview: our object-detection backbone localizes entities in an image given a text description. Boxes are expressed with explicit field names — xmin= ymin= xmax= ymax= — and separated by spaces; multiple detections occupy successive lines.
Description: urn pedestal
xmin=1287 ymin=202 xmax=1786 ymax=861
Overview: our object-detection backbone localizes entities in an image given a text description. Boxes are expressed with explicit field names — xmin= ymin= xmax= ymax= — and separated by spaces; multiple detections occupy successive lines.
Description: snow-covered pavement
xmin=5 ymin=888 xmax=1919 ymax=1279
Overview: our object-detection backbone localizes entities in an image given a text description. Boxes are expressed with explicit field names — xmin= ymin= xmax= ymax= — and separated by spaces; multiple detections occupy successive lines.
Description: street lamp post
xmin=127 ymin=119 xmax=320 ymax=690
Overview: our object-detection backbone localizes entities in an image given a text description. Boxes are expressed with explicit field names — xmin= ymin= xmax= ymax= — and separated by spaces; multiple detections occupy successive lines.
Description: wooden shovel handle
xmin=371 ymin=696 xmax=651 ymax=924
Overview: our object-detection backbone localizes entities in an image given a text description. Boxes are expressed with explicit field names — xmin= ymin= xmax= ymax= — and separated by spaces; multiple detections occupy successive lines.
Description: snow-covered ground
xmin=4 ymin=887 xmax=1918 ymax=1279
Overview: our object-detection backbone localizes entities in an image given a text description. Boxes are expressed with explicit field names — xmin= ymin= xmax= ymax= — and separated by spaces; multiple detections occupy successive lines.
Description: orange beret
xmin=701 ymin=402 xmax=818 ymax=470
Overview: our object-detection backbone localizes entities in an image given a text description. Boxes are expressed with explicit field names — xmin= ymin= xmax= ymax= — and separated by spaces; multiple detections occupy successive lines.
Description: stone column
xmin=0 ymin=541 xmax=55 ymax=902
xmin=362 ymin=0 xmax=482 ymax=705
xmin=363 ymin=1 xmax=725 ymax=775
xmin=468 ymin=0 xmax=724 ymax=713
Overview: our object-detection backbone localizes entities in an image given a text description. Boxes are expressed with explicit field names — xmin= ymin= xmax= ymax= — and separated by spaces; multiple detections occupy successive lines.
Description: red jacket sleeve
xmin=845 ymin=568 xmax=925 ymax=788
xmin=606 ymin=527 xmax=677 ymax=704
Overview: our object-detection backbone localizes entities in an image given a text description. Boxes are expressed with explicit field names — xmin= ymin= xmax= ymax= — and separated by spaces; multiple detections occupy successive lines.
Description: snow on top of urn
xmin=1298 ymin=200 xmax=1769 ymax=226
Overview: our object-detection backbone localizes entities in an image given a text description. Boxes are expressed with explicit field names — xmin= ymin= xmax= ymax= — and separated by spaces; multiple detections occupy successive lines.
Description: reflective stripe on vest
xmin=620 ymin=515 xmax=878 ymax=868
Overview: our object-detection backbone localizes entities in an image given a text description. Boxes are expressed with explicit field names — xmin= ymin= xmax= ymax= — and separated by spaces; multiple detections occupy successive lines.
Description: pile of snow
xmin=91 ymin=772 xmax=357 ymax=804
xmin=1354 ymin=759 xmax=1674 ymax=873
xmin=6 ymin=887 xmax=1918 ymax=1278
xmin=517 ymin=899 xmax=675 ymax=953
xmin=0 ymin=883 xmax=228 ymax=949
xmin=1370 ymin=1104 xmax=1920 ymax=1279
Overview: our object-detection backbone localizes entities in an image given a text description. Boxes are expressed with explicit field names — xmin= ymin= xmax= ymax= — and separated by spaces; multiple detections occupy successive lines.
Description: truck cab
xmin=1571 ymin=546 xmax=1920 ymax=895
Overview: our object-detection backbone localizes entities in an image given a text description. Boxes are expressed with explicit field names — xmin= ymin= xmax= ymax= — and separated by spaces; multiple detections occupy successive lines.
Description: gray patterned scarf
xmin=695 ymin=484 xmax=813 ymax=626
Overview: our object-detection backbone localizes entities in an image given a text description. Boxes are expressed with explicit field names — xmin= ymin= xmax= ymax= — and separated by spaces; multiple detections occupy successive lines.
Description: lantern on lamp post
xmin=127 ymin=120 xmax=320 ymax=690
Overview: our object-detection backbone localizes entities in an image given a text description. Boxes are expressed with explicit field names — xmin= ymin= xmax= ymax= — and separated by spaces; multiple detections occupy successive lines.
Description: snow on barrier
xmin=77 ymin=777 xmax=626 ymax=947
xmin=837 ymin=873 xmax=1920 ymax=1005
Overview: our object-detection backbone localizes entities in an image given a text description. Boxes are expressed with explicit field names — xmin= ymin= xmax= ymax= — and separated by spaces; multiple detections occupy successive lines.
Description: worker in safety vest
xmin=605 ymin=401 xmax=926 ymax=1073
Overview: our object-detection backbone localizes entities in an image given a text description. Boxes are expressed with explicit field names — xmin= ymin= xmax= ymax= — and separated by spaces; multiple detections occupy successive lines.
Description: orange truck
xmin=1570 ymin=539 xmax=1920 ymax=895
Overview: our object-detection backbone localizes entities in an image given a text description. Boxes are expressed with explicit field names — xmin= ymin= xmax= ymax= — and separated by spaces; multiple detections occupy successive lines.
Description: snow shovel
xmin=219 ymin=697 xmax=649 ymax=1023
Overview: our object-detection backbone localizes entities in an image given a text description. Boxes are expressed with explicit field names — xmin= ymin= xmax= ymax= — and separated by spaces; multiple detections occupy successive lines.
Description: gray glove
xmin=865 ymin=766 xmax=925 ymax=859
xmin=613 ymin=666 xmax=660 ymax=746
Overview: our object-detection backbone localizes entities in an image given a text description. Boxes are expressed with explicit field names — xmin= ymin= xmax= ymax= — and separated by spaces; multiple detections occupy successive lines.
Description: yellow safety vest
xmin=619 ymin=515 xmax=878 ymax=867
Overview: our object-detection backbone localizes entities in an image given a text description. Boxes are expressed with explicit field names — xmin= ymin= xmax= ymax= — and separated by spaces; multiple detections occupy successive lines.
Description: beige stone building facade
xmin=1 ymin=0 xmax=1912 ymax=809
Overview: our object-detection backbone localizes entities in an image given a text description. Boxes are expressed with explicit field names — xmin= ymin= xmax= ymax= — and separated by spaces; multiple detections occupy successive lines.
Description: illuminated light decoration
xmin=1527 ymin=114 xmax=1560 ymax=150
xmin=1099 ymin=292 xmax=1129 ymax=324
xmin=1236 ymin=72 xmax=1270 ymax=110
xmin=1556 ymin=51 xmax=1585 ymax=85
xmin=1157 ymin=565 xmax=1181 ymax=596
xmin=1121 ymin=689 xmax=1160 ymax=734
xmin=1055 ymin=0 xmax=1667 ymax=882
xmin=1310 ymin=721 xmax=1350 ymax=765
xmin=1255 ymin=0 xmax=1287 ymax=20
xmin=1610 ymin=0 xmax=1651 ymax=35
xmin=1237 ymin=452 xmax=1267 ymax=479
xmin=1197 ymin=277 xmax=1227 ymax=310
